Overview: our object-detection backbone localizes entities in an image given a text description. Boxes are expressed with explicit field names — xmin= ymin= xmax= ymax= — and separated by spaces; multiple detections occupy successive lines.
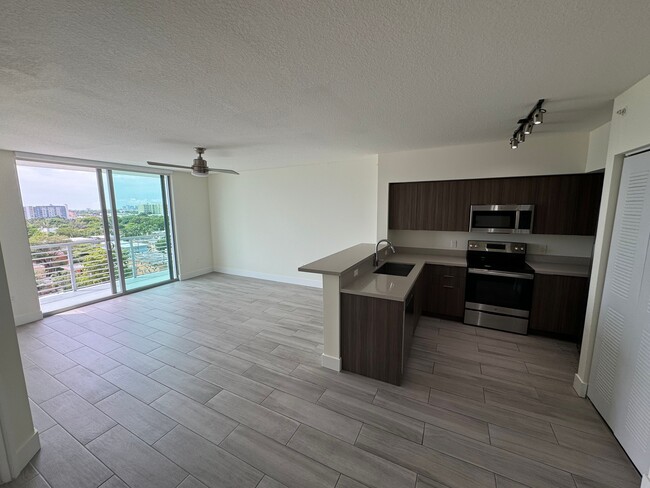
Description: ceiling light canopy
xmin=509 ymin=99 xmax=546 ymax=149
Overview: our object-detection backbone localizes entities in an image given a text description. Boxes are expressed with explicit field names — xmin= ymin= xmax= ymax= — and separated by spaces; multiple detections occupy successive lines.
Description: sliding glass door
xmin=109 ymin=171 xmax=176 ymax=291
xmin=17 ymin=160 xmax=177 ymax=313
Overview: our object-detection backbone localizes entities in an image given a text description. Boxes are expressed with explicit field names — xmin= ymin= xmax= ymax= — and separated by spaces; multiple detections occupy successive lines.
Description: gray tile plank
xmin=102 ymin=365 xmax=169 ymax=404
xmin=318 ymin=389 xmax=424 ymax=443
xmin=110 ymin=331 xmax=159 ymax=353
xmin=220 ymin=425 xmax=339 ymax=488
xmin=96 ymin=391 xmax=177 ymax=444
xmin=262 ymin=389 xmax=362 ymax=444
xmin=55 ymin=365 xmax=119 ymax=404
xmin=423 ymin=423 xmax=576 ymax=488
xmin=29 ymin=398 xmax=57 ymax=433
xmin=404 ymin=369 xmax=485 ymax=402
xmin=291 ymin=365 xmax=376 ymax=403
xmin=99 ymin=476 xmax=130 ymax=488
xmin=33 ymin=425 xmax=112 ymax=488
xmin=36 ymin=331 xmax=83 ymax=354
xmin=23 ymin=363 xmax=69 ymax=404
xmin=336 ymin=476 xmax=369 ymax=488
xmin=41 ymin=390 xmax=116 ymax=444
xmin=196 ymin=364 xmax=273 ymax=403
xmin=258 ymin=476 xmax=290 ymax=488
xmin=551 ymin=423 xmax=631 ymax=465
xmin=427 ymin=388 xmax=557 ymax=442
xmin=25 ymin=346 xmax=77 ymax=375
xmin=207 ymin=390 xmax=298 ymax=444
xmin=488 ymin=424 xmax=641 ymax=488
xmin=231 ymin=344 xmax=299 ymax=374
xmin=88 ymin=425 xmax=187 ymax=488
xmin=289 ymin=424 xmax=417 ymax=488
xmin=66 ymin=346 xmax=120 ymax=375
xmin=106 ymin=346 xmax=165 ymax=374
xmin=177 ymin=476 xmax=210 ymax=488
xmin=149 ymin=365 xmax=220 ymax=403
xmin=355 ymin=425 xmax=495 ymax=488
xmin=374 ymin=389 xmax=490 ymax=443
xmin=154 ymin=426 xmax=263 ymax=488
xmin=147 ymin=330 xmax=199 ymax=352
xmin=147 ymin=346 xmax=208 ymax=374
xmin=73 ymin=331 xmax=122 ymax=354
xmin=243 ymin=364 xmax=324 ymax=403
xmin=188 ymin=345 xmax=254 ymax=373
xmin=151 ymin=390 xmax=236 ymax=445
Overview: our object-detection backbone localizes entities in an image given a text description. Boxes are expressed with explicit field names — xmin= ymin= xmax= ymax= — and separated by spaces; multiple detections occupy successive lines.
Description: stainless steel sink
xmin=374 ymin=262 xmax=414 ymax=277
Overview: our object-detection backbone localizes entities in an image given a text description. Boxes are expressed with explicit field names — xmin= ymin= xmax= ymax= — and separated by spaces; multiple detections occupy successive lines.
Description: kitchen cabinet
xmin=422 ymin=264 xmax=466 ymax=320
xmin=340 ymin=271 xmax=425 ymax=385
xmin=529 ymin=274 xmax=590 ymax=342
xmin=387 ymin=173 xmax=604 ymax=235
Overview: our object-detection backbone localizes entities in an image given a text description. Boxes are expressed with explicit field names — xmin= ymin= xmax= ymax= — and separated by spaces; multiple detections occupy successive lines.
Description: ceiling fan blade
xmin=147 ymin=161 xmax=192 ymax=170
xmin=207 ymin=168 xmax=240 ymax=175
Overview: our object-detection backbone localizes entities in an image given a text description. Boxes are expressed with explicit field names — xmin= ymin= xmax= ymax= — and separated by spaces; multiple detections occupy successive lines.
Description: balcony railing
xmin=30 ymin=234 xmax=170 ymax=298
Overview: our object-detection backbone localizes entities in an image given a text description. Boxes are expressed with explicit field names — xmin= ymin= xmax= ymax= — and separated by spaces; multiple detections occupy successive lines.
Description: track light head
xmin=516 ymin=131 xmax=526 ymax=143
xmin=533 ymin=108 xmax=545 ymax=125
xmin=510 ymin=137 xmax=518 ymax=149
xmin=523 ymin=121 xmax=533 ymax=135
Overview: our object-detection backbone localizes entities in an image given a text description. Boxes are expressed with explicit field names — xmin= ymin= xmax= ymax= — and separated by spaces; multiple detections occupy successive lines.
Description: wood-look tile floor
xmin=10 ymin=273 xmax=641 ymax=488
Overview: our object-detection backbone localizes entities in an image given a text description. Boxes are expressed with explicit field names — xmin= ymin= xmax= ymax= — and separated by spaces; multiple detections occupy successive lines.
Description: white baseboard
xmin=213 ymin=266 xmax=322 ymax=288
xmin=573 ymin=373 xmax=588 ymax=398
xmin=321 ymin=353 xmax=341 ymax=371
xmin=179 ymin=266 xmax=214 ymax=281
xmin=13 ymin=311 xmax=43 ymax=326
xmin=10 ymin=430 xmax=40 ymax=479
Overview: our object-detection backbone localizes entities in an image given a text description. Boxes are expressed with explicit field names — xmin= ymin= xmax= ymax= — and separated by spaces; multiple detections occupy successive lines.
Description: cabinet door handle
xmin=443 ymin=285 xmax=454 ymax=289
xmin=443 ymin=275 xmax=455 ymax=278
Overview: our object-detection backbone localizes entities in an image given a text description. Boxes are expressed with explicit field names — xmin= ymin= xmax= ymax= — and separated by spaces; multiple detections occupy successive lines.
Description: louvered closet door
xmin=588 ymin=150 xmax=650 ymax=472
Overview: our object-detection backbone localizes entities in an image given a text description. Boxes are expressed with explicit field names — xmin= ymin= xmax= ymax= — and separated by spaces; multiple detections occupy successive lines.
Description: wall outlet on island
xmin=450 ymin=239 xmax=458 ymax=249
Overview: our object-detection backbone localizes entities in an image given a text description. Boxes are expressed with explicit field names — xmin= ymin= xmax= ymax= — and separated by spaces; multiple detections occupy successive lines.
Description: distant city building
xmin=23 ymin=204 xmax=69 ymax=220
xmin=138 ymin=203 xmax=162 ymax=215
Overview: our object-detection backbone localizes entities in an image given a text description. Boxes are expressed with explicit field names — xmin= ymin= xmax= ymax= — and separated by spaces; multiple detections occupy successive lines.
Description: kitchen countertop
xmin=525 ymin=256 xmax=591 ymax=278
xmin=341 ymin=252 xmax=465 ymax=302
xmin=299 ymin=243 xmax=377 ymax=276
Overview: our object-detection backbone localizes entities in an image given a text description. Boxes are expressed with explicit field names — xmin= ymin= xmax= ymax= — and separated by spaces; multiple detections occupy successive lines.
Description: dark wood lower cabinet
xmin=340 ymin=271 xmax=425 ymax=385
xmin=422 ymin=264 xmax=466 ymax=320
xmin=340 ymin=293 xmax=404 ymax=385
xmin=529 ymin=274 xmax=590 ymax=342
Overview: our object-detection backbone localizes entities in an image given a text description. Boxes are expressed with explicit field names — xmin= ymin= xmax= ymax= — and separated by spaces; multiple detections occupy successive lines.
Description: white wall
xmin=0 ymin=241 xmax=39 ymax=482
xmin=170 ymin=172 xmax=214 ymax=280
xmin=377 ymin=132 xmax=592 ymax=255
xmin=586 ymin=122 xmax=611 ymax=172
xmin=0 ymin=151 xmax=42 ymax=325
xmin=209 ymin=156 xmax=378 ymax=287
xmin=576 ymin=74 xmax=650 ymax=397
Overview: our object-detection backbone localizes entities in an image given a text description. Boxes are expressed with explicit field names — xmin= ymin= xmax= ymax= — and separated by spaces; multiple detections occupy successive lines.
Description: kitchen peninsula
xmin=300 ymin=243 xmax=591 ymax=385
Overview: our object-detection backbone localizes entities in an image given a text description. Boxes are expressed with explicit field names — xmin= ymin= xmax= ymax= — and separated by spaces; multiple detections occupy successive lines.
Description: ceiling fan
xmin=147 ymin=147 xmax=239 ymax=177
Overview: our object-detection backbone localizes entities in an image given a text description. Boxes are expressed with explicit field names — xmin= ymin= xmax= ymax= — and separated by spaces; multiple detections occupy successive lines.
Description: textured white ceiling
xmin=1 ymin=0 xmax=650 ymax=171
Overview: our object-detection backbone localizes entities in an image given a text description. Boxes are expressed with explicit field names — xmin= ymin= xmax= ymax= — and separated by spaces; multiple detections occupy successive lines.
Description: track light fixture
xmin=509 ymin=99 xmax=546 ymax=149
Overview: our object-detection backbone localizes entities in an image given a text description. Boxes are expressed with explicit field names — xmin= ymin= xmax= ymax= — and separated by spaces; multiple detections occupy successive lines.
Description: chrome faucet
xmin=374 ymin=239 xmax=396 ymax=267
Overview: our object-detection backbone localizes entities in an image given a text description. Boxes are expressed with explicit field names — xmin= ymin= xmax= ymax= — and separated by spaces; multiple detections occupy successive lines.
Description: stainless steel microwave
xmin=469 ymin=204 xmax=534 ymax=234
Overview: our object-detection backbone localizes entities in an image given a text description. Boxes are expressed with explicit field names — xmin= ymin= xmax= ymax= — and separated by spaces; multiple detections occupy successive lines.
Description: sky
xmin=16 ymin=164 xmax=163 ymax=210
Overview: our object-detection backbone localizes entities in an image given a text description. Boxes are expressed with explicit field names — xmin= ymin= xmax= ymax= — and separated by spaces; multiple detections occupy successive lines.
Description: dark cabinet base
xmin=340 ymin=293 xmax=404 ymax=385
xmin=422 ymin=264 xmax=466 ymax=320
xmin=529 ymin=274 xmax=590 ymax=343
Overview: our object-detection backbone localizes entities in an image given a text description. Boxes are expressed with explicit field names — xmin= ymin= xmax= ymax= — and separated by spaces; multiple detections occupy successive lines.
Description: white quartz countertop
xmin=341 ymin=252 xmax=466 ymax=302
xmin=525 ymin=259 xmax=591 ymax=278
xmin=299 ymin=243 xmax=376 ymax=276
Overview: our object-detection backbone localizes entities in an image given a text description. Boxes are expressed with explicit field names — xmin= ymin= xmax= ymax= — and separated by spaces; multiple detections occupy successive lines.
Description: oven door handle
xmin=467 ymin=268 xmax=534 ymax=280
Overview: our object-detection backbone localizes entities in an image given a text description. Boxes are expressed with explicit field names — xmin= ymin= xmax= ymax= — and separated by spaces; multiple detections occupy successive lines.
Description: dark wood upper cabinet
xmin=388 ymin=173 xmax=604 ymax=235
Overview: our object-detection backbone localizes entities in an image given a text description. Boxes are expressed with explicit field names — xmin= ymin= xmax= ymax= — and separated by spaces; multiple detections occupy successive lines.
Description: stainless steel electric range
xmin=464 ymin=240 xmax=535 ymax=335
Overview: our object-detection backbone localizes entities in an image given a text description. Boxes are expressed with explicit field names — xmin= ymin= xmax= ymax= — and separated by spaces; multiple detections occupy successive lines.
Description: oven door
xmin=465 ymin=268 xmax=534 ymax=316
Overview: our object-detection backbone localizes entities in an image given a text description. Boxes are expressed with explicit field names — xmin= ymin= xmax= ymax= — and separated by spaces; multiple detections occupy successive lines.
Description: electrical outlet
xmin=450 ymin=239 xmax=458 ymax=249
xmin=353 ymin=268 xmax=359 ymax=277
